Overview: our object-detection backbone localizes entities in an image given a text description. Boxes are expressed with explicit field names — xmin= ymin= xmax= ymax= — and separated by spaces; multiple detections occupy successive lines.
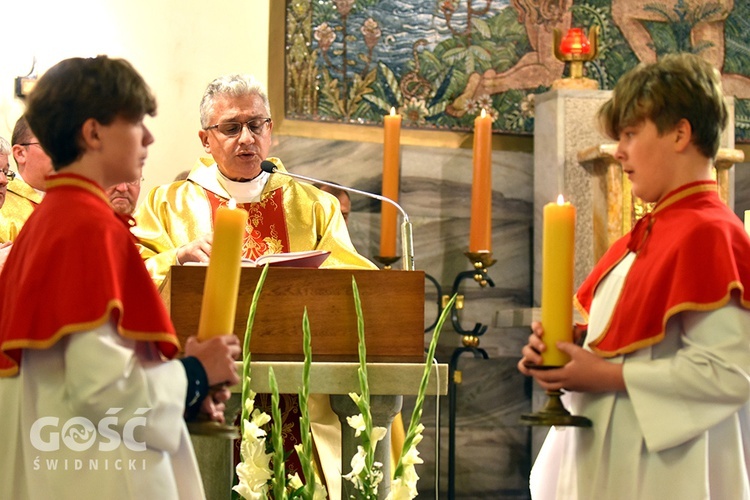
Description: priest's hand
xmin=185 ymin=335 xmax=241 ymax=386
xmin=176 ymin=234 xmax=213 ymax=264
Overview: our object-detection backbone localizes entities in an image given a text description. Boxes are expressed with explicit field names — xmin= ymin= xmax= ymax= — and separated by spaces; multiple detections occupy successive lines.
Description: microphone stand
xmin=261 ymin=162 xmax=415 ymax=271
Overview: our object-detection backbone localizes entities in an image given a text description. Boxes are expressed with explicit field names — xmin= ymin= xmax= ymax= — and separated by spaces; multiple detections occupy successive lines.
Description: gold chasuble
xmin=0 ymin=176 xmax=44 ymax=243
xmin=133 ymin=157 xmax=376 ymax=492
xmin=134 ymin=156 xmax=375 ymax=287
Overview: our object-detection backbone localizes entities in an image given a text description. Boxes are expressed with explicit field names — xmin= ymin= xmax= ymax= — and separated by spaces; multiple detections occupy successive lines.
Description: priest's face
xmin=199 ymin=93 xmax=273 ymax=181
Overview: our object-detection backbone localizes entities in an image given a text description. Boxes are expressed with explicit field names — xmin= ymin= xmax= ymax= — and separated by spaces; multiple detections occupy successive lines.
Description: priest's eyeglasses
xmin=1 ymin=169 xmax=16 ymax=181
xmin=205 ymin=118 xmax=272 ymax=137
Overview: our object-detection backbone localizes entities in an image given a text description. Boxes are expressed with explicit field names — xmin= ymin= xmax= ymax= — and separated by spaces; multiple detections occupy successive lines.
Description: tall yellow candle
xmin=540 ymin=195 xmax=576 ymax=366
xmin=197 ymin=199 xmax=248 ymax=340
xmin=379 ymin=107 xmax=402 ymax=257
xmin=469 ymin=109 xmax=492 ymax=253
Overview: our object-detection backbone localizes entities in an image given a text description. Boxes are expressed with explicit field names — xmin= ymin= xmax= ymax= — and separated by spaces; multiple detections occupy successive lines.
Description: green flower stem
xmin=269 ymin=366 xmax=287 ymax=499
xmin=298 ymin=309 xmax=316 ymax=499
xmin=393 ymin=293 xmax=457 ymax=480
xmin=240 ymin=264 xmax=270 ymax=433
xmin=352 ymin=277 xmax=378 ymax=498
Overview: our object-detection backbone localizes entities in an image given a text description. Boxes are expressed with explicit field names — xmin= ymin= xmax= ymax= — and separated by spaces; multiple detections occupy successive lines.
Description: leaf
xmin=240 ymin=264 xmax=270 ymax=432
xmin=469 ymin=44 xmax=492 ymax=62
xmin=471 ymin=17 xmax=491 ymax=39
xmin=362 ymin=94 xmax=392 ymax=113
xmin=378 ymin=61 xmax=402 ymax=104
xmin=393 ymin=294 xmax=457 ymax=481
xmin=296 ymin=309 xmax=317 ymax=499
xmin=269 ymin=367 xmax=287 ymax=499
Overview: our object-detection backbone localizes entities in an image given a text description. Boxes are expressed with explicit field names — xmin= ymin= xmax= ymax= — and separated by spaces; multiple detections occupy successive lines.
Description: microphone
xmin=260 ymin=160 xmax=415 ymax=271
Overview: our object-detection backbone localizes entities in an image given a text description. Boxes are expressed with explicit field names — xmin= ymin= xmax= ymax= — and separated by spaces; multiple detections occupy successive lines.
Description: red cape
xmin=574 ymin=180 xmax=750 ymax=357
xmin=0 ymin=174 xmax=179 ymax=376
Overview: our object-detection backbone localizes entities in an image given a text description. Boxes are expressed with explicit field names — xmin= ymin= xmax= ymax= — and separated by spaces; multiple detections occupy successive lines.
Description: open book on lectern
xmin=184 ymin=249 xmax=330 ymax=269
xmin=241 ymin=249 xmax=330 ymax=268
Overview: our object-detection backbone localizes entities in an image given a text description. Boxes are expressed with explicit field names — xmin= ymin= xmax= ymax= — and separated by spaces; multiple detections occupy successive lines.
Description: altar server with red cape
xmin=519 ymin=52 xmax=750 ymax=499
xmin=0 ymin=55 xmax=240 ymax=500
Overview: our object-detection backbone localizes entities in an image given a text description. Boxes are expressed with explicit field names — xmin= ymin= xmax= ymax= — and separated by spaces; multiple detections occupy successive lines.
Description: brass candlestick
xmin=465 ymin=251 xmax=496 ymax=287
xmin=520 ymin=385 xmax=592 ymax=427
xmin=373 ymin=255 xmax=401 ymax=270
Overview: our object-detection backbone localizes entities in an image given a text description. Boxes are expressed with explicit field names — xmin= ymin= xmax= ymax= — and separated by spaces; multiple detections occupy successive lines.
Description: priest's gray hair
xmin=0 ymin=136 xmax=9 ymax=155
xmin=199 ymin=74 xmax=271 ymax=129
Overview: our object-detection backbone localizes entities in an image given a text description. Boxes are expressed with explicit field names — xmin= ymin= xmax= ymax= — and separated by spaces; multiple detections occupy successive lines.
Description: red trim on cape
xmin=575 ymin=180 xmax=750 ymax=357
xmin=0 ymin=174 xmax=178 ymax=377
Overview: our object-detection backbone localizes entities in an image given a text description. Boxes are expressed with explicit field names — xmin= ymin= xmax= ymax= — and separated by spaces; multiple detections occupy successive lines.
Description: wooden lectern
xmin=160 ymin=266 xmax=426 ymax=362
xmin=161 ymin=266 xmax=430 ymax=499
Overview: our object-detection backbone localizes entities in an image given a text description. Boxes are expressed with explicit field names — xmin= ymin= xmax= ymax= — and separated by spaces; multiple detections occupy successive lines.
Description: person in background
xmin=518 ymin=52 xmax=750 ymax=499
xmin=106 ymin=175 xmax=142 ymax=215
xmin=0 ymin=136 xmax=11 ymax=270
xmin=0 ymin=55 xmax=240 ymax=500
xmin=0 ymin=116 xmax=54 ymax=242
xmin=0 ymin=136 xmax=10 ymax=212
xmin=313 ymin=181 xmax=351 ymax=225
xmin=133 ymin=73 xmax=376 ymax=497
xmin=0 ymin=135 xmax=9 ymax=178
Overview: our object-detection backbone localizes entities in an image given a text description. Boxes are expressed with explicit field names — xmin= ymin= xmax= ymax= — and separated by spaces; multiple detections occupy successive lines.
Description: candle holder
xmin=519 ymin=384 xmax=592 ymax=427
xmin=444 ymin=250 xmax=497 ymax=498
xmin=551 ymin=26 xmax=599 ymax=90
xmin=465 ymin=251 xmax=496 ymax=287
xmin=373 ymin=255 xmax=401 ymax=270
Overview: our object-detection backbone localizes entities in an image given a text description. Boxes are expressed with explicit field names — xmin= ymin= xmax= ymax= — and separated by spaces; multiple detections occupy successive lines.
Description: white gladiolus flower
xmin=387 ymin=477 xmax=413 ymax=500
xmin=288 ymin=472 xmax=304 ymax=490
xmin=347 ymin=413 xmax=366 ymax=436
xmin=344 ymin=445 xmax=367 ymax=479
xmin=233 ymin=412 xmax=273 ymax=500
xmin=370 ymin=426 xmax=387 ymax=445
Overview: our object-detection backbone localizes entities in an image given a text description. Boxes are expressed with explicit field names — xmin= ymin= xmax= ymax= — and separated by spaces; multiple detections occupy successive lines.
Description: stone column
xmin=330 ymin=394 xmax=402 ymax=499
xmin=533 ymin=89 xmax=612 ymax=302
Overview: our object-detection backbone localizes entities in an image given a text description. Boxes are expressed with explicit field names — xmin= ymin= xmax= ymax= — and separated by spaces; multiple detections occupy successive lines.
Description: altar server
xmin=519 ymin=52 xmax=750 ymax=499
xmin=0 ymin=55 xmax=240 ymax=500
